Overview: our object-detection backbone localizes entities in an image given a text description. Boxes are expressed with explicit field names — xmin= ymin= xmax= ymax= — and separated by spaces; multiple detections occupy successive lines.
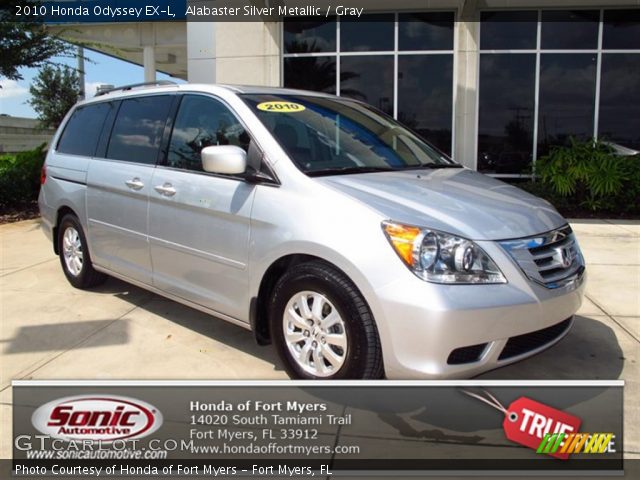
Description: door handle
xmin=154 ymin=183 xmax=176 ymax=197
xmin=125 ymin=178 xmax=144 ymax=190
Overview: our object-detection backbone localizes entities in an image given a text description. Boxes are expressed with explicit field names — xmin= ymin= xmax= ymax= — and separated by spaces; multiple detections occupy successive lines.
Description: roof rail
xmin=95 ymin=80 xmax=177 ymax=97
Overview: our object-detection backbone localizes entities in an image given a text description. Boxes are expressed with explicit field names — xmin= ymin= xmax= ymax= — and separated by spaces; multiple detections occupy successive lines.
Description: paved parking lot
xmin=1 ymin=218 xmax=638 ymax=459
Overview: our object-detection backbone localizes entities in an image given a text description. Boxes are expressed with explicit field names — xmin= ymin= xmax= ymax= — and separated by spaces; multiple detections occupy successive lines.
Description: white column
xmin=186 ymin=21 xmax=279 ymax=86
xmin=187 ymin=22 xmax=216 ymax=83
xmin=212 ymin=22 xmax=280 ymax=86
xmin=143 ymin=45 xmax=156 ymax=82
xmin=453 ymin=1 xmax=480 ymax=169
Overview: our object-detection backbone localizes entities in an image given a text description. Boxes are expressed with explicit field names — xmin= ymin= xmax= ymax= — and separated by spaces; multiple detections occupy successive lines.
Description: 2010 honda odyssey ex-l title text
xmin=39 ymin=82 xmax=586 ymax=379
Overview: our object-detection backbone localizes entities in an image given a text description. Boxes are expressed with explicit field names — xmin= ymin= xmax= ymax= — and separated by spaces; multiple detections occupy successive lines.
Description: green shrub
xmin=0 ymin=144 xmax=47 ymax=208
xmin=534 ymin=139 xmax=640 ymax=214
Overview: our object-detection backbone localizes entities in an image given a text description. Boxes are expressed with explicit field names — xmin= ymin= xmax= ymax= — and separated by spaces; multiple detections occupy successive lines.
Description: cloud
xmin=0 ymin=79 xmax=28 ymax=99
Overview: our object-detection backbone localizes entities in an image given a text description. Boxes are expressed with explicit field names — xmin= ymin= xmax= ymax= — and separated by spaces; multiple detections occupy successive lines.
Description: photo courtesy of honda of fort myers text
xmin=2 ymin=0 xmax=639 ymax=478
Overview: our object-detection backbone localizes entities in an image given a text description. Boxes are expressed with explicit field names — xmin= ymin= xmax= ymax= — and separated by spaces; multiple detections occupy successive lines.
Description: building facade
xmin=50 ymin=0 xmax=640 ymax=175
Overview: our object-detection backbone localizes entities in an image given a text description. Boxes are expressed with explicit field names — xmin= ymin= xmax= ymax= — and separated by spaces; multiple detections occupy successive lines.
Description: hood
xmin=315 ymin=168 xmax=566 ymax=240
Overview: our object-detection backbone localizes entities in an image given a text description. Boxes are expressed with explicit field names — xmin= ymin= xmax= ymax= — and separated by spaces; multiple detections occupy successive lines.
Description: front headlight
xmin=382 ymin=221 xmax=506 ymax=284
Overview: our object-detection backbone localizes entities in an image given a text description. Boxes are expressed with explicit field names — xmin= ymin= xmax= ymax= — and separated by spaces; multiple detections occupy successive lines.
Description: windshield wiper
xmin=307 ymin=166 xmax=396 ymax=177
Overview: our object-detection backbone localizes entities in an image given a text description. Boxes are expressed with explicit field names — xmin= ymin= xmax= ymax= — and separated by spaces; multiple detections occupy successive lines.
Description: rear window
xmin=106 ymin=95 xmax=173 ymax=164
xmin=57 ymin=103 xmax=112 ymax=156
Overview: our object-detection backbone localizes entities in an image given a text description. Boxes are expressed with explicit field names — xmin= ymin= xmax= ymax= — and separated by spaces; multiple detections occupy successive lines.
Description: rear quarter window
xmin=57 ymin=103 xmax=112 ymax=156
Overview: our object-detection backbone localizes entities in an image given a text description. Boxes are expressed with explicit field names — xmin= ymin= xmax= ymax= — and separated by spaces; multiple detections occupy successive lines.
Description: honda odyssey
xmin=38 ymin=82 xmax=586 ymax=379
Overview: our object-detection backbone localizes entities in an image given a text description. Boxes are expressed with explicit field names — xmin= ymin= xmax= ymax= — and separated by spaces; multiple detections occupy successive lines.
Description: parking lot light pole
xmin=77 ymin=45 xmax=85 ymax=101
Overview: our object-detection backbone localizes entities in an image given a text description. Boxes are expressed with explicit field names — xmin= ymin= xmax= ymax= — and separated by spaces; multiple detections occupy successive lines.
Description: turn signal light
xmin=382 ymin=221 xmax=421 ymax=266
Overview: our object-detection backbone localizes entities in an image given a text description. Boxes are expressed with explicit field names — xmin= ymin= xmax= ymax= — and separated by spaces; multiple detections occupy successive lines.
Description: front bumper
xmin=374 ymin=240 xmax=586 ymax=379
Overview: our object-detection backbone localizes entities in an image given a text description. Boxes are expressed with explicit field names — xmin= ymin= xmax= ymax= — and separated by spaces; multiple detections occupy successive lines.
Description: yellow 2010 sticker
xmin=257 ymin=101 xmax=306 ymax=113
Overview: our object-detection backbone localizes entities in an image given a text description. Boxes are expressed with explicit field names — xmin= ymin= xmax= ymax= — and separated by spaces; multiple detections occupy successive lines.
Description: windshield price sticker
xmin=257 ymin=102 xmax=306 ymax=113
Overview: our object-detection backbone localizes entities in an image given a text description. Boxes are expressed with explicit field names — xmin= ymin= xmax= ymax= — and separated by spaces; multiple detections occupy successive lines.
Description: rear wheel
xmin=270 ymin=261 xmax=383 ymax=379
xmin=58 ymin=214 xmax=106 ymax=289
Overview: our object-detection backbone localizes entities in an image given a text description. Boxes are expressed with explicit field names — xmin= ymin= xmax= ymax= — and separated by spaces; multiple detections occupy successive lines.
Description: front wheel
xmin=269 ymin=261 xmax=383 ymax=379
xmin=58 ymin=214 xmax=106 ymax=289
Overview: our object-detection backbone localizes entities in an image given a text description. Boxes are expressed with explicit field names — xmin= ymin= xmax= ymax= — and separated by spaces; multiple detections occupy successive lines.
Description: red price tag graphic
xmin=464 ymin=390 xmax=582 ymax=460
xmin=503 ymin=397 xmax=581 ymax=459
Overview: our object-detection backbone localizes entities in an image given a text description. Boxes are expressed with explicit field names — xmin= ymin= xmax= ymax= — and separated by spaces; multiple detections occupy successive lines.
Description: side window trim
xmin=95 ymin=100 xmax=121 ymax=159
xmin=156 ymin=94 xmax=182 ymax=167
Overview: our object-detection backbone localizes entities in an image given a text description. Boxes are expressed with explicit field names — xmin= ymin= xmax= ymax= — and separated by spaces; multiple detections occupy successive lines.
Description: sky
xmin=0 ymin=48 xmax=179 ymax=119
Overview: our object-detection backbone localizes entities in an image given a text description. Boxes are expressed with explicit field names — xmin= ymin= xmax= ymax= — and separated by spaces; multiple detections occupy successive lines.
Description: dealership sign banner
xmin=11 ymin=381 xmax=623 ymax=477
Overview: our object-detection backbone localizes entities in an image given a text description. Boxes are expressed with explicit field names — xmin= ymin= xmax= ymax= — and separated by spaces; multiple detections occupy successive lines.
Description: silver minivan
xmin=38 ymin=82 xmax=586 ymax=379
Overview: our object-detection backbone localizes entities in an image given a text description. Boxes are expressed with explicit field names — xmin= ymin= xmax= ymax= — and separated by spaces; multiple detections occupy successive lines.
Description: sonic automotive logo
xmin=32 ymin=395 xmax=162 ymax=442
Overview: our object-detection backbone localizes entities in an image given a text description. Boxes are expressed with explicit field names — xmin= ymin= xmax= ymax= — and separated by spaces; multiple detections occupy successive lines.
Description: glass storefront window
xmin=284 ymin=9 xmax=640 ymax=169
xmin=398 ymin=55 xmax=453 ymax=153
xmin=340 ymin=56 xmax=394 ymax=116
xmin=340 ymin=14 xmax=394 ymax=52
xmin=537 ymin=54 xmax=597 ymax=157
xmin=479 ymin=8 xmax=639 ymax=175
xmin=284 ymin=18 xmax=336 ymax=54
xmin=599 ymin=54 xmax=640 ymax=149
xmin=603 ymin=10 xmax=640 ymax=49
xmin=541 ymin=10 xmax=599 ymax=50
xmin=477 ymin=54 xmax=536 ymax=174
xmin=283 ymin=57 xmax=337 ymax=94
xmin=282 ymin=13 xmax=455 ymax=156
xmin=480 ymin=11 xmax=538 ymax=50
xmin=398 ymin=12 xmax=454 ymax=51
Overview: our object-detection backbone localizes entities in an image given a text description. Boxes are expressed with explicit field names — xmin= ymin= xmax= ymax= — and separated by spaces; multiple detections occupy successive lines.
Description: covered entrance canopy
xmin=46 ymin=22 xmax=188 ymax=81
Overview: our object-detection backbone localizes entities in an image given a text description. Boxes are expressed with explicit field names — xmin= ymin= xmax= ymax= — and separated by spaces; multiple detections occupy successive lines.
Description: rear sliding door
xmin=86 ymin=94 xmax=173 ymax=284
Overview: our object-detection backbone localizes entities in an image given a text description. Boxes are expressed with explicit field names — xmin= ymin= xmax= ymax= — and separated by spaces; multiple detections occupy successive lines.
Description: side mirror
xmin=201 ymin=145 xmax=247 ymax=175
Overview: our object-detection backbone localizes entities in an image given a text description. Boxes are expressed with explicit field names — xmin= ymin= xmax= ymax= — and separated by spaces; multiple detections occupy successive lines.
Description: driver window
xmin=166 ymin=95 xmax=250 ymax=171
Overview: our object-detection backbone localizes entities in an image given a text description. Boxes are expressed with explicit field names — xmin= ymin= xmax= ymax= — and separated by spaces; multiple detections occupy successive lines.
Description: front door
xmin=148 ymin=94 xmax=255 ymax=321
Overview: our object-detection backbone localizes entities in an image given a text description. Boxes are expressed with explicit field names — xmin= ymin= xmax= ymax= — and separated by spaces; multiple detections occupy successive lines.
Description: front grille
xmin=498 ymin=317 xmax=573 ymax=360
xmin=499 ymin=226 xmax=585 ymax=288
xmin=447 ymin=343 xmax=488 ymax=365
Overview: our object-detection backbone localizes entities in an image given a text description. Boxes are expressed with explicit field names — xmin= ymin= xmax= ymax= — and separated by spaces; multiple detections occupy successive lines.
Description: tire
xmin=57 ymin=214 xmax=107 ymax=289
xmin=269 ymin=261 xmax=383 ymax=379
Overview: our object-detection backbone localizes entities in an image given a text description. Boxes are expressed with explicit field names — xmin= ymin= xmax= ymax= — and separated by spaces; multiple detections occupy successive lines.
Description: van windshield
xmin=241 ymin=94 xmax=460 ymax=176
